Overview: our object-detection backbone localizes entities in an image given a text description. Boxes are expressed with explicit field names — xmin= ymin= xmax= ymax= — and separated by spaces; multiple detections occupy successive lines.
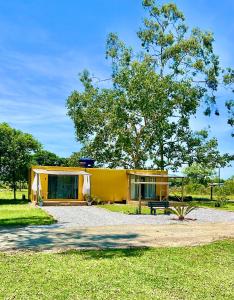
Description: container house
xmin=29 ymin=166 xmax=169 ymax=205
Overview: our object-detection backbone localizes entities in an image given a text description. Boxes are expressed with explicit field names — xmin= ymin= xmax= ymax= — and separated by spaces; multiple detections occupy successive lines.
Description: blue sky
xmin=0 ymin=0 xmax=233 ymax=178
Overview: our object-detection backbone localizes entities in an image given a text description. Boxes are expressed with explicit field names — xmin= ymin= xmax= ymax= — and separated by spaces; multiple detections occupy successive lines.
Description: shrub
xmin=168 ymin=205 xmax=196 ymax=221
xmin=185 ymin=183 xmax=208 ymax=195
xmin=215 ymin=187 xmax=229 ymax=207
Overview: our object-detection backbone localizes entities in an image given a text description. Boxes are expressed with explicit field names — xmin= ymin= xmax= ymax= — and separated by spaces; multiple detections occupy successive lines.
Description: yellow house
xmin=29 ymin=166 xmax=168 ymax=205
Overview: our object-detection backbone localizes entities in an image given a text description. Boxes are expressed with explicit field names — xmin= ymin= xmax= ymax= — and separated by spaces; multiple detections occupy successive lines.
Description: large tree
xmin=67 ymin=0 xmax=232 ymax=170
xmin=0 ymin=123 xmax=40 ymax=198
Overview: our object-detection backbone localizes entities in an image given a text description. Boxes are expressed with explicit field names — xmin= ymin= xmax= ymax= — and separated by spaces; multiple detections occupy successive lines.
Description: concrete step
xmin=43 ymin=201 xmax=87 ymax=206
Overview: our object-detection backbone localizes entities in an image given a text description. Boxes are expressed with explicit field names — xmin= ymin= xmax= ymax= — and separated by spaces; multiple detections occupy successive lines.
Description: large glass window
xmin=130 ymin=175 xmax=156 ymax=200
xmin=48 ymin=175 xmax=78 ymax=199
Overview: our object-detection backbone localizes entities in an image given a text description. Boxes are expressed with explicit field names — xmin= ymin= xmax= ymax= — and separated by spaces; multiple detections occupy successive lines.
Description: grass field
xmin=0 ymin=240 xmax=233 ymax=299
xmin=99 ymin=201 xmax=234 ymax=215
xmin=171 ymin=193 xmax=234 ymax=201
xmin=0 ymin=189 xmax=55 ymax=226
xmin=191 ymin=200 xmax=234 ymax=211
xmin=0 ymin=204 xmax=55 ymax=226
xmin=0 ymin=189 xmax=28 ymax=201
xmin=99 ymin=204 xmax=163 ymax=215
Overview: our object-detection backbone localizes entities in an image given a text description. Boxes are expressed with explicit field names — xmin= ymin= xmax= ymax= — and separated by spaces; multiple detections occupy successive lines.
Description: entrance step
xmin=43 ymin=201 xmax=87 ymax=206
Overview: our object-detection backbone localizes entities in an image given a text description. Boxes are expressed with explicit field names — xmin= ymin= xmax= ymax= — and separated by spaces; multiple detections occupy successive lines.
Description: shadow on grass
xmin=0 ymin=198 xmax=30 ymax=205
xmin=61 ymin=247 xmax=151 ymax=259
xmin=0 ymin=227 xmax=148 ymax=253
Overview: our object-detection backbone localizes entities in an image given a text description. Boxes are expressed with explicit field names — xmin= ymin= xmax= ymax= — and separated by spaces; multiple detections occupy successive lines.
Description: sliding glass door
xmin=130 ymin=175 xmax=156 ymax=200
xmin=48 ymin=175 xmax=78 ymax=199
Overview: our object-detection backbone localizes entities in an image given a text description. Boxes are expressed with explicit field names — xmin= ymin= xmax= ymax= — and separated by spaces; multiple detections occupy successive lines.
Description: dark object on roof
xmin=79 ymin=158 xmax=95 ymax=168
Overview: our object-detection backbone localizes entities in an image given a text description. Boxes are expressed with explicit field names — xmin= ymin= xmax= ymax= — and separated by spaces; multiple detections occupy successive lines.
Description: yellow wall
xmin=86 ymin=168 xmax=128 ymax=202
xmin=29 ymin=166 xmax=168 ymax=202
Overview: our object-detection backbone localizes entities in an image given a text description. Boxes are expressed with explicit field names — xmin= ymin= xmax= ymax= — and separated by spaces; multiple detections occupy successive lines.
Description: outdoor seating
xmin=148 ymin=201 xmax=170 ymax=215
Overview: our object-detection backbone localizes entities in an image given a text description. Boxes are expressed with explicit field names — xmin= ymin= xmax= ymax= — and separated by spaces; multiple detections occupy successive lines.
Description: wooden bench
xmin=148 ymin=201 xmax=170 ymax=215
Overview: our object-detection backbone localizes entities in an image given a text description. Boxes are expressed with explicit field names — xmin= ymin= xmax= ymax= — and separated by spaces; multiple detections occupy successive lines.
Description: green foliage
xmin=184 ymin=183 xmax=208 ymax=194
xmin=183 ymin=163 xmax=215 ymax=185
xmin=0 ymin=123 xmax=41 ymax=198
xmin=182 ymin=165 xmax=234 ymax=197
xmin=168 ymin=205 xmax=196 ymax=220
xmin=191 ymin=200 xmax=234 ymax=211
xmin=65 ymin=152 xmax=81 ymax=167
xmin=67 ymin=1 xmax=232 ymax=170
xmin=222 ymin=176 xmax=234 ymax=195
xmin=184 ymin=131 xmax=233 ymax=169
xmin=32 ymin=150 xmax=66 ymax=166
xmin=215 ymin=186 xmax=229 ymax=207
xmin=223 ymin=68 xmax=234 ymax=136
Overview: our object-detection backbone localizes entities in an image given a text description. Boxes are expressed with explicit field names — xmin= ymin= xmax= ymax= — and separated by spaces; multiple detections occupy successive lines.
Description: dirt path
xmin=0 ymin=222 xmax=233 ymax=252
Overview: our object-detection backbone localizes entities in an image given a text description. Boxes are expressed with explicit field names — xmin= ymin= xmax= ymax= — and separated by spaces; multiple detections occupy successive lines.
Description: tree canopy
xmin=32 ymin=150 xmax=66 ymax=167
xmin=67 ymin=0 xmax=233 ymax=170
xmin=223 ymin=68 xmax=234 ymax=136
xmin=183 ymin=163 xmax=215 ymax=185
xmin=0 ymin=123 xmax=41 ymax=198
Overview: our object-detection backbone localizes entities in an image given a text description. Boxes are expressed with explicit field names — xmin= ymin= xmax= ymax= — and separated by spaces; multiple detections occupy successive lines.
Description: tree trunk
xmin=159 ymin=142 xmax=164 ymax=170
xmin=12 ymin=171 xmax=17 ymax=199
xmin=13 ymin=185 xmax=16 ymax=200
xmin=133 ymin=156 xmax=141 ymax=170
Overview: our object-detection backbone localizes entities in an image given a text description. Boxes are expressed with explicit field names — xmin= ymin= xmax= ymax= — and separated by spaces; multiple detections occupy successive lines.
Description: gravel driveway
xmin=43 ymin=206 xmax=234 ymax=228
xmin=1 ymin=206 xmax=233 ymax=251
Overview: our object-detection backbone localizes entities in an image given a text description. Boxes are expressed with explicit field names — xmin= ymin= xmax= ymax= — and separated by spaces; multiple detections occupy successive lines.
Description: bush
xmin=185 ymin=183 xmax=208 ymax=195
xmin=184 ymin=196 xmax=193 ymax=202
xmin=168 ymin=195 xmax=193 ymax=202
xmin=218 ymin=178 xmax=234 ymax=196
xmin=215 ymin=187 xmax=229 ymax=207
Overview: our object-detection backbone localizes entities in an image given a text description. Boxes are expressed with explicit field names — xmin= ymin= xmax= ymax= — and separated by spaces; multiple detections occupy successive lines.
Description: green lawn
xmin=0 ymin=189 xmax=28 ymax=200
xmin=191 ymin=200 xmax=234 ymax=211
xmin=0 ymin=189 xmax=55 ymax=226
xmin=171 ymin=193 xmax=234 ymax=201
xmin=99 ymin=204 xmax=164 ymax=215
xmin=0 ymin=204 xmax=55 ymax=226
xmin=0 ymin=240 xmax=233 ymax=299
xmin=99 ymin=201 xmax=234 ymax=215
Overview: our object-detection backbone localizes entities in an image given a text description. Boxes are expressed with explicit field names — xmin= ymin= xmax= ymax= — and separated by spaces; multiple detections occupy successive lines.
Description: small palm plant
xmin=168 ymin=205 xmax=196 ymax=221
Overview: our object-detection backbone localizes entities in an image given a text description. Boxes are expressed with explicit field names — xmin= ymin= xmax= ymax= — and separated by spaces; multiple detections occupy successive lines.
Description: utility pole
xmin=218 ymin=167 xmax=221 ymax=187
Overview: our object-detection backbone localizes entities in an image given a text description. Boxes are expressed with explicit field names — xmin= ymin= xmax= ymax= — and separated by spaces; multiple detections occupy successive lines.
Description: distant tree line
xmin=179 ymin=163 xmax=234 ymax=197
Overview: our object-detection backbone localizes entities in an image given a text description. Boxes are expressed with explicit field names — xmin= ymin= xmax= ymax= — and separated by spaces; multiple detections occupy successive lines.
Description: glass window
xmin=130 ymin=175 xmax=156 ymax=200
xmin=48 ymin=175 xmax=78 ymax=199
xmin=130 ymin=175 xmax=139 ymax=200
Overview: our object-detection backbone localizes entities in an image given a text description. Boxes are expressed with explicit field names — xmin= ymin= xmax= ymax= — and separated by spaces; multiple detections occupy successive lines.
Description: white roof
xmin=128 ymin=172 xmax=185 ymax=178
xmin=33 ymin=169 xmax=91 ymax=176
